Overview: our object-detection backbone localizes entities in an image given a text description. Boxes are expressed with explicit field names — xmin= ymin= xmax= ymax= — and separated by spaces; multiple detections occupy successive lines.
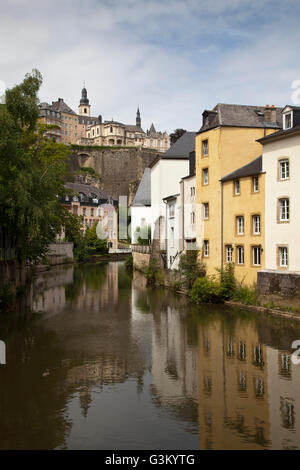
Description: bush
xmin=144 ymin=258 xmax=162 ymax=284
xmin=78 ymin=166 xmax=96 ymax=175
xmin=125 ymin=255 xmax=133 ymax=271
xmin=179 ymin=250 xmax=206 ymax=288
xmin=232 ymin=284 xmax=259 ymax=305
xmin=219 ymin=263 xmax=236 ymax=299
xmin=190 ymin=276 xmax=224 ymax=303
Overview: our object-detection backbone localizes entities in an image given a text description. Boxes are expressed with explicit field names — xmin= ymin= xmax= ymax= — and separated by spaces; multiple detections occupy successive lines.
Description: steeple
xmin=136 ymin=106 xmax=141 ymax=128
xmin=78 ymin=83 xmax=91 ymax=116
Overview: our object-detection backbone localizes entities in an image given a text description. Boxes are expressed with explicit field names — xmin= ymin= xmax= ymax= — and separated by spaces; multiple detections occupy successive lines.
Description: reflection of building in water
xmin=151 ymin=305 xmax=198 ymax=415
xmin=72 ymin=262 xmax=118 ymax=311
xmin=197 ymin=318 xmax=270 ymax=450
xmin=266 ymin=347 xmax=300 ymax=449
xmin=32 ymin=266 xmax=74 ymax=315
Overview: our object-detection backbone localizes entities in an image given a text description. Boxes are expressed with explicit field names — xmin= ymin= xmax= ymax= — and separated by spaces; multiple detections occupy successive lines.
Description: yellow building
xmin=220 ymin=156 xmax=265 ymax=285
xmin=196 ymin=104 xmax=281 ymax=279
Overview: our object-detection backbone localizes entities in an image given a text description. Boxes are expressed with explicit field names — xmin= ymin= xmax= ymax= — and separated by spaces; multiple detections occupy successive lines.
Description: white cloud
xmin=0 ymin=0 xmax=300 ymax=132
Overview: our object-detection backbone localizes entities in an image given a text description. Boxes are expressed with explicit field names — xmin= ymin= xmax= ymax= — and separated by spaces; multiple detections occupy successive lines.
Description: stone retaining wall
xmin=257 ymin=269 xmax=300 ymax=296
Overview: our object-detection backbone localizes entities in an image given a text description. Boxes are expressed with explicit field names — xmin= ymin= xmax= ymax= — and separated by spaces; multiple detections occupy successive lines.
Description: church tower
xmin=136 ymin=106 xmax=141 ymax=128
xmin=78 ymin=85 xmax=91 ymax=116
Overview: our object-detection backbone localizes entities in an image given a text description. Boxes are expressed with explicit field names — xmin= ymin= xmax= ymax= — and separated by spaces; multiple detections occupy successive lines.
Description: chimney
xmin=98 ymin=115 xmax=102 ymax=124
xmin=264 ymin=104 xmax=277 ymax=123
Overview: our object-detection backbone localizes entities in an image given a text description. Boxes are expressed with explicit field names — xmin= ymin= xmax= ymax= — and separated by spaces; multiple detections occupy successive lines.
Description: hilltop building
xmin=39 ymin=86 xmax=170 ymax=152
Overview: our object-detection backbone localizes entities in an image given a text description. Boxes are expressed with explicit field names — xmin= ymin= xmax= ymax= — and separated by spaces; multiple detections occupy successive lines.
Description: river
xmin=0 ymin=261 xmax=299 ymax=450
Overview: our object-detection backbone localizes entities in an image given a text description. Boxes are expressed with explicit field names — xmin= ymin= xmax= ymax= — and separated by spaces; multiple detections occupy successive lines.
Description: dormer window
xmin=284 ymin=112 xmax=292 ymax=129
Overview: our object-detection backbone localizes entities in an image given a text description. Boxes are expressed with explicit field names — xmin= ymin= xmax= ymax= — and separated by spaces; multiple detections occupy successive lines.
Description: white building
xmin=150 ymin=132 xmax=196 ymax=268
xmin=130 ymin=168 xmax=152 ymax=244
xmin=260 ymin=105 xmax=300 ymax=272
xmin=163 ymin=194 xmax=181 ymax=269
xmin=179 ymin=150 xmax=198 ymax=252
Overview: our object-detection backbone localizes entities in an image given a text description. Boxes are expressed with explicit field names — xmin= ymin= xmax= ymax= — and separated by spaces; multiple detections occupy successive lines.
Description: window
xmin=202 ymin=139 xmax=208 ymax=156
xmin=110 ymin=126 xmax=113 ymax=133
xmin=253 ymin=215 xmax=261 ymax=234
xmin=279 ymin=246 xmax=288 ymax=268
xmin=252 ymin=246 xmax=261 ymax=266
xmin=203 ymin=240 xmax=209 ymax=257
xmin=279 ymin=198 xmax=289 ymax=221
xmin=169 ymin=203 xmax=175 ymax=218
xmin=284 ymin=113 xmax=292 ymax=129
xmin=191 ymin=212 xmax=195 ymax=224
xmin=91 ymin=208 xmax=94 ymax=217
xmin=279 ymin=159 xmax=289 ymax=180
xmin=82 ymin=208 xmax=86 ymax=216
xmin=170 ymin=227 xmax=174 ymax=248
xmin=226 ymin=245 xmax=233 ymax=263
xmin=253 ymin=176 xmax=259 ymax=192
xmin=190 ymin=186 xmax=195 ymax=196
xmin=234 ymin=180 xmax=240 ymax=195
xmin=237 ymin=246 xmax=244 ymax=265
xmin=203 ymin=168 xmax=209 ymax=185
xmin=237 ymin=216 xmax=244 ymax=235
xmin=203 ymin=203 xmax=209 ymax=220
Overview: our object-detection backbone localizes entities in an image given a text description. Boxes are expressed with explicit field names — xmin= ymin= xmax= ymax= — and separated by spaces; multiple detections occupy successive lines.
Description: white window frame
xmin=237 ymin=216 xmax=244 ymax=235
xmin=203 ymin=240 xmax=209 ymax=257
xmin=226 ymin=245 xmax=233 ymax=263
xmin=284 ymin=112 xmax=292 ymax=130
xmin=253 ymin=176 xmax=259 ymax=192
xmin=203 ymin=168 xmax=209 ymax=185
xmin=237 ymin=246 xmax=244 ymax=265
xmin=279 ymin=198 xmax=289 ymax=221
xmin=279 ymin=247 xmax=288 ymax=268
xmin=253 ymin=215 xmax=261 ymax=235
xmin=203 ymin=203 xmax=209 ymax=220
xmin=279 ymin=159 xmax=289 ymax=180
xmin=202 ymin=139 xmax=208 ymax=156
xmin=252 ymin=246 xmax=261 ymax=266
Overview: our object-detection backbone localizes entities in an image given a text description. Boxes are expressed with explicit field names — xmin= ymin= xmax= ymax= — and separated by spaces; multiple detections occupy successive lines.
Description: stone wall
xmin=69 ymin=146 xmax=158 ymax=201
xmin=257 ymin=269 xmax=300 ymax=296
xmin=47 ymin=242 xmax=74 ymax=265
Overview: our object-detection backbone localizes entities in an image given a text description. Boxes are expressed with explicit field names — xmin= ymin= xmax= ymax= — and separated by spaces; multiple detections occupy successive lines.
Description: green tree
xmin=0 ymin=69 xmax=71 ymax=263
xmin=64 ymin=212 xmax=89 ymax=262
xmin=85 ymin=222 xmax=108 ymax=254
xmin=178 ymin=249 xmax=206 ymax=288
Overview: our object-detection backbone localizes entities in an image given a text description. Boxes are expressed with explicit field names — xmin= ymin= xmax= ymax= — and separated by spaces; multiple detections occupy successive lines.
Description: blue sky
xmin=0 ymin=0 xmax=300 ymax=132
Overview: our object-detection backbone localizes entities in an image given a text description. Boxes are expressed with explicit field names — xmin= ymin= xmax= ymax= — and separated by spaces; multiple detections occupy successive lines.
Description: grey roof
xmin=51 ymin=98 xmax=77 ymax=115
xmin=199 ymin=104 xmax=282 ymax=133
xmin=163 ymin=131 xmax=196 ymax=158
xmin=125 ymin=124 xmax=145 ymax=133
xmin=131 ymin=168 xmax=151 ymax=206
xmin=257 ymin=124 xmax=300 ymax=143
xmin=64 ymin=182 xmax=109 ymax=200
xmin=221 ymin=155 xmax=262 ymax=182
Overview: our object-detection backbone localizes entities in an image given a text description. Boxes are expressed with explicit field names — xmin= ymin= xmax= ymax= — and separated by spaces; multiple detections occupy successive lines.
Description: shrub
xmin=78 ymin=166 xmax=96 ymax=175
xmin=144 ymin=258 xmax=161 ymax=284
xmin=179 ymin=250 xmax=206 ymax=288
xmin=190 ymin=276 xmax=224 ymax=303
xmin=125 ymin=255 xmax=133 ymax=271
xmin=219 ymin=263 xmax=236 ymax=299
xmin=232 ymin=284 xmax=259 ymax=305
xmin=172 ymin=280 xmax=182 ymax=291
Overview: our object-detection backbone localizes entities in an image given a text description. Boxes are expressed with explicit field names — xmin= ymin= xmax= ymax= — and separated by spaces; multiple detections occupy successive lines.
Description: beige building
xmin=62 ymin=182 xmax=118 ymax=250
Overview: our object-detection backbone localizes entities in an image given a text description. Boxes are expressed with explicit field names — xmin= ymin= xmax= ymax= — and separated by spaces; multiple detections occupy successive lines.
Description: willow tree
xmin=0 ymin=69 xmax=71 ymax=263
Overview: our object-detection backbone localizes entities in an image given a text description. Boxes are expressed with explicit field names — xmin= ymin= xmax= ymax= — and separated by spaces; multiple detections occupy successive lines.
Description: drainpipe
xmin=163 ymin=199 xmax=168 ymax=268
xmin=221 ymin=181 xmax=224 ymax=272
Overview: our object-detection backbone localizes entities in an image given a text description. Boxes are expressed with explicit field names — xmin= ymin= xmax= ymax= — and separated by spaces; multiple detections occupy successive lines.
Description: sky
xmin=0 ymin=0 xmax=300 ymax=133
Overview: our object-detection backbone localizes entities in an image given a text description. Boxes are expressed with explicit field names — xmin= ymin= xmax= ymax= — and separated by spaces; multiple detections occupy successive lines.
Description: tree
xmin=178 ymin=249 xmax=206 ymax=288
xmin=0 ymin=70 xmax=71 ymax=263
xmin=169 ymin=129 xmax=187 ymax=145
xmin=85 ymin=222 xmax=108 ymax=254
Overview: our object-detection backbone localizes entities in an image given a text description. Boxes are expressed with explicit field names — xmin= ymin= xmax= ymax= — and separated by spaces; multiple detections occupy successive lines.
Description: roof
xmin=163 ymin=193 xmax=180 ymax=202
xmin=51 ymin=98 xmax=76 ymax=115
xmin=221 ymin=155 xmax=262 ymax=182
xmin=125 ymin=124 xmax=145 ymax=133
xmin=257 ymin=124 xmax=300 ymax=144
xmin=64 ymin=182 xmax=109 ymax=200
xmin=199 ymin=104 xmax=282 ymax=133
xmin=163 ymin=131 xmax=196 ymax=159
xmin=131 ymin=168 xmax=151 ymax=206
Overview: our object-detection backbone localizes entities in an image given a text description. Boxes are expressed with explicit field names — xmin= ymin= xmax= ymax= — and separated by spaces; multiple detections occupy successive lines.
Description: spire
xmin=136 ymin=106 xmax=141 ymax=128
xmin=80 ymin=84 xmax=89 ymax=105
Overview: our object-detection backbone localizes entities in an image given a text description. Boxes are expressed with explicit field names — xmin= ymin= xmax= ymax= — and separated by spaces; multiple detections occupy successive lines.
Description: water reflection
xmin=0 ymin=262 xmax=300 ymax=449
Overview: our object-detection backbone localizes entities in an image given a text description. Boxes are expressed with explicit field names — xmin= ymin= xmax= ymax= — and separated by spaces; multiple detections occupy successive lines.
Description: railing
xmin=131 ymin=245 xmax=152 ymax=254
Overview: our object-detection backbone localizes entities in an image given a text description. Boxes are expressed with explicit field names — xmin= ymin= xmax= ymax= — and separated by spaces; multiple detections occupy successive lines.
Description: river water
xmin=0 ymin=261 xmax=299 ymax=450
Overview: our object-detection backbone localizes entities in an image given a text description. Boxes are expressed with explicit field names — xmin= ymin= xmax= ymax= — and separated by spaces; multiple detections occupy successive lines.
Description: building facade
xmin=130 ymin=168 xmax=152 ymax=244
xmin=259 ymin=105 xmax=300 ymax=273
xmin=220 ymin=156 xmax=265 ymax=285
xmin=196 ymin=103 xmax=282 ymax=277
